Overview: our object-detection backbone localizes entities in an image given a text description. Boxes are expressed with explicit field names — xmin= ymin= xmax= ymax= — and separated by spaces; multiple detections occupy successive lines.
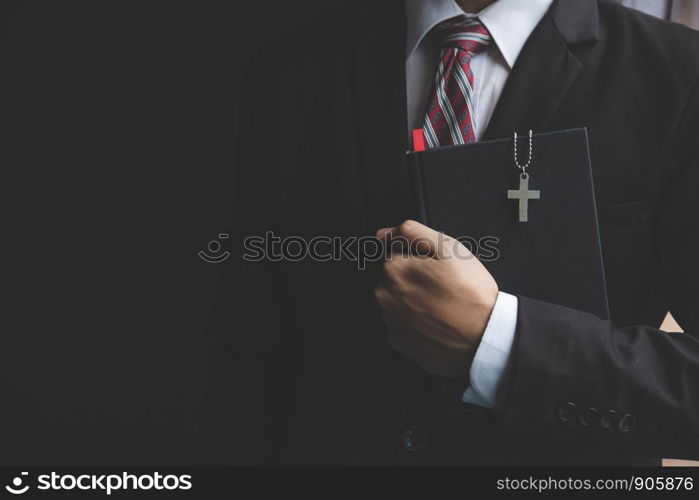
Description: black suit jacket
xmin=198 ymin=0 xmax=699 ymax=465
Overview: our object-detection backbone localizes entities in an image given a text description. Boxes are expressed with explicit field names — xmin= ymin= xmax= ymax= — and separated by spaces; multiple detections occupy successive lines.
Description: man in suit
xmin=199 ymin=0 xmax=699 ymax=465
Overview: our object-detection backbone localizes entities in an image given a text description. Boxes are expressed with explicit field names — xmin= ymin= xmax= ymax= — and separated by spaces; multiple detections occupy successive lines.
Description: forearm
xmin=499 ymin=296 xmax=699 ymax=459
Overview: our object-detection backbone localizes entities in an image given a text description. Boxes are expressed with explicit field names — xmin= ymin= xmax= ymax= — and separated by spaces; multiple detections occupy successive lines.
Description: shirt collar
xmin=406 ymin=0 xmax=554 ymax=69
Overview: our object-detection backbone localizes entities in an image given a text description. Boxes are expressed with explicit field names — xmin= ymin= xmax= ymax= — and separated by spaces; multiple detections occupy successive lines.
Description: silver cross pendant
xmin=507 ymin=172 xmax=540 ymax=222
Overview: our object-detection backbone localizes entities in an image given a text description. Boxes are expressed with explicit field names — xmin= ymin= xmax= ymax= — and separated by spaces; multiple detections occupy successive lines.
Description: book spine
xmin=407 ymin=152 xmax=429 ymax=225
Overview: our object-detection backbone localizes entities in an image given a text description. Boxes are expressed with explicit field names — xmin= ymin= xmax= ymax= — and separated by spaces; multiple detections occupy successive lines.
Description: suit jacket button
xmin=600 ymin=410 xmax=620 ymax=430
xmin=557 ymin=402 xmax=578 ymax=423
xmin=618 ymin=413 xmax=637 ymax=433
xmin=401 ymin=426 xmax=429 ymax=451
xmin=579 ymin=406 xmax=600 ymax=426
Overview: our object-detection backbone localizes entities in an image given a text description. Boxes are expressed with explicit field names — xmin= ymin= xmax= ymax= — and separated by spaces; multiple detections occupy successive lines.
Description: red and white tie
xmin=422 ymin=17 xmax=492 ymax=148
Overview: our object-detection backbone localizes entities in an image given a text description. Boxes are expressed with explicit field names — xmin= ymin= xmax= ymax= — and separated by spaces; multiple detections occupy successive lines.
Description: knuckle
xmin=398 ymin=219 xmax=416 ymax=235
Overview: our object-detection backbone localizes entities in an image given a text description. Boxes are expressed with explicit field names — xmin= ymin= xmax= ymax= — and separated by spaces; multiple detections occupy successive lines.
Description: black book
xmin=408 ymin=128 xmax=609 ymax=319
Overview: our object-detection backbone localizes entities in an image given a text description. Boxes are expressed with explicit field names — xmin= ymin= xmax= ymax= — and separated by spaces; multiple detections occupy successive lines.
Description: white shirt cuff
xmin=462 ymin=291 xmax=518 ymax=407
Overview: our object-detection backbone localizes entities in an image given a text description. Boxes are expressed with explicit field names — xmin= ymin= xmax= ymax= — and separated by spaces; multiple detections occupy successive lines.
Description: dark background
xmin=0 ymin=0 xmax=327 ymax=465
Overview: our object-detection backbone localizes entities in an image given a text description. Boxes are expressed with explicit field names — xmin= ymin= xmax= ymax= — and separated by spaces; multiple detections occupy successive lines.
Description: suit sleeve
xmin=497 ymin=80 xmax=699 ymax=460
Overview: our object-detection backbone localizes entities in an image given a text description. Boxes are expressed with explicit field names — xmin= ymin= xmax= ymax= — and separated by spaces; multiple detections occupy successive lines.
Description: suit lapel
xmin=483 ymin=0 xmax=599 ymax=140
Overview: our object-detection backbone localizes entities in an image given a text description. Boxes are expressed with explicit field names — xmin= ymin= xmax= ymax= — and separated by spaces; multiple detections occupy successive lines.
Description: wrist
xmin=464 ymin=285 xmax=499 ymax=347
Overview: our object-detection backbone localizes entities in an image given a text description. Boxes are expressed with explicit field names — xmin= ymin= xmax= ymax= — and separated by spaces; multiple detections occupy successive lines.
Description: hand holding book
xmin=374 ymin=219 xmax=498 ymax=378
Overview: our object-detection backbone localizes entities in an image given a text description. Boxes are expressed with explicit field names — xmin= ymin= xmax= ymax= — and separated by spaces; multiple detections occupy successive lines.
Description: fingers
xmin=375 ymin=226 xmax=396 ymax=241
xmin=397 ymin=220 xmax=440 ymax=256
xmin=376 ymin=225 xmax=418 ymax=257
xmin=377 ymin=220 xmax=455 ymax=259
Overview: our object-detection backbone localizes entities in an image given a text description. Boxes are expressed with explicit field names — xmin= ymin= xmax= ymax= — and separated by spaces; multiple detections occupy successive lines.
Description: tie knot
xmin=436 ymin=16 xmax=491 ymax=55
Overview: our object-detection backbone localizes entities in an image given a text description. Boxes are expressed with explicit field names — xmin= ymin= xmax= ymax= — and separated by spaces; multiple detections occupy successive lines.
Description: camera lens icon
xmin=199 ymin=233 xmax=231 ymax=264
xmin=5 ymin=472 xmax=29 ymax=495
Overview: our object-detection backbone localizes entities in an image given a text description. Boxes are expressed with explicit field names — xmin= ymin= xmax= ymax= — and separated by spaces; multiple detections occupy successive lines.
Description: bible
xmin=408 ymin=127 xmax=608 ymax=319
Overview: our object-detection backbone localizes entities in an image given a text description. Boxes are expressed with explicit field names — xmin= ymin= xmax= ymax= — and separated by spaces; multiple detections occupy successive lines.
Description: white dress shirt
xmin=405 ymin=0 xmax=553 ymax=407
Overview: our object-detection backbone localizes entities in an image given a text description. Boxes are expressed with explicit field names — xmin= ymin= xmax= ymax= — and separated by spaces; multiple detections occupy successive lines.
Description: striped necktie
xmin=421 ymin=17 xmax=492 ymax=148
